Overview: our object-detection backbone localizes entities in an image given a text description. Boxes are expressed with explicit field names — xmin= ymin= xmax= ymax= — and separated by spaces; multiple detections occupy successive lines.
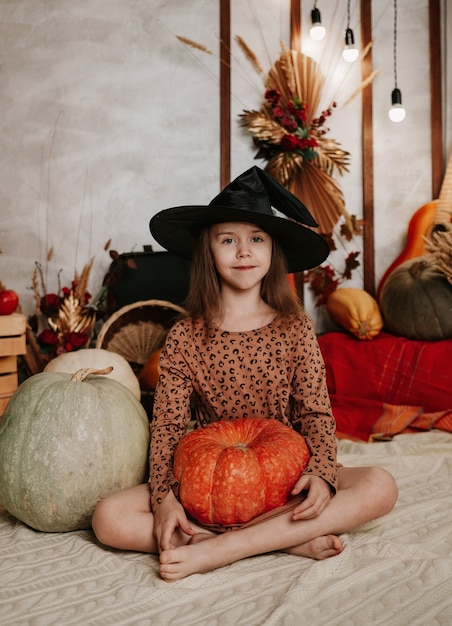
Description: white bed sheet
xmin=1 ymin=430 xmax=452 ymax=626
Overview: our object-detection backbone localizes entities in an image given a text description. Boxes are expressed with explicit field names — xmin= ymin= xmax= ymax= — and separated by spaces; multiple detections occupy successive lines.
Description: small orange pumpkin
xmin=138 ymin=347 xmax=163 ymax=390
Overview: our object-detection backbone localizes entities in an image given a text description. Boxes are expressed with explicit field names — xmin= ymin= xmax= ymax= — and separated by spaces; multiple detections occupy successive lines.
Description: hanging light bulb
xmin=310 ymin=3 xmax=326 ymax=41
xmin=389 ymin=0 xmax=406 ymax=122
xmin=343 ymin=0 xmax=359 ymax=62
xmin=389 ymin=88 xmax=406 ymax=123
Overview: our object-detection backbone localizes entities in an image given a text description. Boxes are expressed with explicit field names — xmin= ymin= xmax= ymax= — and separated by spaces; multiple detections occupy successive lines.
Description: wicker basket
xmin=96 ymin=299 xmax=186 ymax=370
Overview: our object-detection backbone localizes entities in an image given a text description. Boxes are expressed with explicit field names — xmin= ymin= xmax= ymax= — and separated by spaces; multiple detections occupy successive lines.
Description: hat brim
xmin=150 ymin=205 xmax=329 ymax=273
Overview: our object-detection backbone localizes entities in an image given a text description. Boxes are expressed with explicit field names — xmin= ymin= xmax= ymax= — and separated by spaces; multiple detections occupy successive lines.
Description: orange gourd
xmin=326 ymin=288 xmax=383 ymax=340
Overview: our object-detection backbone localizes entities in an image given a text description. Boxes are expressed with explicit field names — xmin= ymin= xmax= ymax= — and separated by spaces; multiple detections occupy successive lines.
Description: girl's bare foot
xmin=159 ymin=533 xmax=344 ymax=581
xmin=284 ymin=535 xmax=344 ymax=559
xmin=160 ymin=537 xmax=221 ymax=581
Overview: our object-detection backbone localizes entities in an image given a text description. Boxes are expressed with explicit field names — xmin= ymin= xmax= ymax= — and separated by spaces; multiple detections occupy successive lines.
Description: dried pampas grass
xmin=343 ymin=69 xmax=380 ymax=106
xmin=425 ymin=224 xmax=452 ymax=285
xmin=72 ymin=257 xmax=94 ymax=304
xmin=235 ymin=35 xmax=263 ymax=75
xmin=176 ymin=36 xmax=213 ymax=55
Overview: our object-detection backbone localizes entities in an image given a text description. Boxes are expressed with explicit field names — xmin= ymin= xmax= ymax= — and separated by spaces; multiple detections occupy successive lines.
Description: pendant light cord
xmin=393 ymin=0 xmax=398 ymax=89
xmin=346 ymin=0 xmax=351 ymax=29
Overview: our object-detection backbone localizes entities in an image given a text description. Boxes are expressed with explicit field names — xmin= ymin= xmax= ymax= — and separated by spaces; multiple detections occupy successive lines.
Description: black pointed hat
xmin=149 ymin=166 xmax=329 ymax=272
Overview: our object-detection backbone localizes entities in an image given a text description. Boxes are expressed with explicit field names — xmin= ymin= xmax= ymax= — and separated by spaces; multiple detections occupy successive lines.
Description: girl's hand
xmin=153 ymin=490 xmax=195 ymax=552
xmin=290 ymin=474 xmax=332 ymax=520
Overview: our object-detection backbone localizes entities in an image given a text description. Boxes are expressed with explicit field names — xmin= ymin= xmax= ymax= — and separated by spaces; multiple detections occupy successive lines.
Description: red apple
xmin=0 ymin=289 xmax=19 ymax=315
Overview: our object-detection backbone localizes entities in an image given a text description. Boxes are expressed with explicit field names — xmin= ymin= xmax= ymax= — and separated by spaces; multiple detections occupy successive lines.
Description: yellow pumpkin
xmin=326 ymin=288 xmax=383 ymax=340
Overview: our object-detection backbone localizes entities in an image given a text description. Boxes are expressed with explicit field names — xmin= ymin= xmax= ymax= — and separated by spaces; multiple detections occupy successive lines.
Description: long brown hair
xmin=183 ymin=225 xmax=303 ymax=321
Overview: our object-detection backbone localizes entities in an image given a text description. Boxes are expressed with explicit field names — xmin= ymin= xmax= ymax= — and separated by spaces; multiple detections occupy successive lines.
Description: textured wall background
xmin=0 ymin=0 xmax=449 ymax=329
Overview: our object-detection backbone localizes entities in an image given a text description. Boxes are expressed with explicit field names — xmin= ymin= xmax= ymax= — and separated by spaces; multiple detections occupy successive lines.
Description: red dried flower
xmin=64 ymin=332 xmax=90 ymax=350
xmin=264 ymin=89 xmax=281 ymax=105
xmin=37 ymin=328 xmax=59 ymax=346
xmin=280 ymin=134 xmax=300 ymax=151
xmin=40 ymin=294 xmax=61 ymax=317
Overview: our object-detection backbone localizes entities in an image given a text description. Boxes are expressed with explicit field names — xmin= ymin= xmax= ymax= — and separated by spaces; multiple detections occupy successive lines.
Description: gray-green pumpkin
xmin=380 ymin=256 xmax=452 ymax=340
xmin=0 ymin=368 xmax=149 ymax=532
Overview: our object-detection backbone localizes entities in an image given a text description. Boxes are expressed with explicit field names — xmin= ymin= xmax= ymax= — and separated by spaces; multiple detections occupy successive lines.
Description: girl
xmin=92 ymin=166 xmax=398 ymax=582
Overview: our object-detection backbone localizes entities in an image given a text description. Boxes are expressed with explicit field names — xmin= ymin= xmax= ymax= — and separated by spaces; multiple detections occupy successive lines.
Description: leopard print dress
xmin=149 ymin=313 xmax=337 ymax=515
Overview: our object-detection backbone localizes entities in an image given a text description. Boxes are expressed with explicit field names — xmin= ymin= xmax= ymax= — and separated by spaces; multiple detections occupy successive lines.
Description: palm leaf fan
xmin=265 ymin=152 xmax=304 ymax=187
xmin=287 ymin=162 xmax=352 ymax=237
xmin=315 ymin=137 xmax=350 ymax=178
xmin=267 ymin=51 xmax=324 ymax=126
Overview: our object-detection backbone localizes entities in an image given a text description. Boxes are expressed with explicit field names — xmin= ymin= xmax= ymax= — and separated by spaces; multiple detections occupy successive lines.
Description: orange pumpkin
xmin=138 ymin=348 xmax=163 ymax=390
xmin=173 ymin=418 xmax=310 ymax=526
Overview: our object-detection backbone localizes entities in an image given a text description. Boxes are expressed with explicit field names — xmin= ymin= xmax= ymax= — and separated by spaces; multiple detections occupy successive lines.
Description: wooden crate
xmin=0 ymin=313 xmax=27 ymax=415
xmin=0 ymin=356 xmax=18 ymax=393
xmin=0 ymin=355 xmax=20 ymax=414
xmin=0 ymin=313 xmax=27 ymax=357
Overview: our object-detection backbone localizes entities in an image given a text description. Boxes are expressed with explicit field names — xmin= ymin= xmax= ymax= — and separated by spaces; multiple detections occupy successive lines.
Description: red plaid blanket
xmin=318 ymin=331 xmax=452 ymax=441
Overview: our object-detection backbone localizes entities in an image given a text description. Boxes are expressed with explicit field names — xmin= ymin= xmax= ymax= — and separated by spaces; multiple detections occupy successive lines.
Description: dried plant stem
xmin=176 ymin=36 xmax=213 ymax=55
xmin=235 ymin=35 xmax=263 ymax=74
xmin=343 ymin=69 xmax=380 ymax=106
xmin=73 ymin=257 xmax=94 ymax=303
xmin=361 ymin=40 xmax=374 ymax=59
xmin=31 ymin=266 xmax=42 ymax=315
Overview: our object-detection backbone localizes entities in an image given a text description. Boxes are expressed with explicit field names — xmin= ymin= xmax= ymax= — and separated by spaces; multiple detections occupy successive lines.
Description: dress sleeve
xmin=290 ymin=316 xmax=338 ymax=492
xmin=149 ymin=322 xmax=194 ymax=513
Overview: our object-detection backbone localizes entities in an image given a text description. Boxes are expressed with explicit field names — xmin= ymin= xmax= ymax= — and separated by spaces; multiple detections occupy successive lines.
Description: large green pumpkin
xmin=380 ymin=256 xmax=452 ymax=340
xmin=0 ymin=368 xmax=150 ymax=532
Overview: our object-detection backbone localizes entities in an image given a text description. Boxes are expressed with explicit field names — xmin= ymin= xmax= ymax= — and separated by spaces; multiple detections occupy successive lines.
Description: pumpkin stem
xmin=70 ymin=367 xmax=114 ymax=382
xmin=408 ymin=260 xmax=425 ymax=276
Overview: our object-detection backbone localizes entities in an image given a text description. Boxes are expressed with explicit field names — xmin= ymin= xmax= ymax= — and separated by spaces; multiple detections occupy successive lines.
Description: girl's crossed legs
xmin=92 ymin=466 xmax=397 ymax=582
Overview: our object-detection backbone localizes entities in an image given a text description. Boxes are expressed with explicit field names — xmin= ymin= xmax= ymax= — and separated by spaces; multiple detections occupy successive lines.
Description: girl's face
xmin=209 ymin=222 xmax=272 ymax=292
